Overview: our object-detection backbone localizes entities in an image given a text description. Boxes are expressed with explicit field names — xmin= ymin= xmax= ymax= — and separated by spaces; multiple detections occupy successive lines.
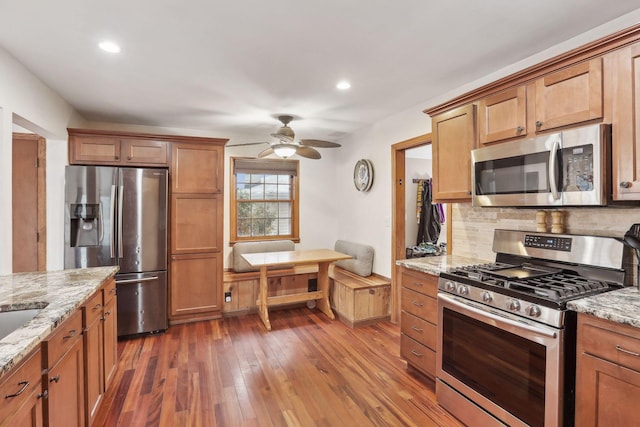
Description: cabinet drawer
xmin=0 ymin=347 xmax=42 ymax=421
xmin=103 ymin=278 xmax=117 ymax=305
xmin=581 ymin=321 xmax=640 ymax=372
xmin=401 ymin=288 xmax=436 ymax=324
xmin=401 ymin=334 xmax=436 ymax=378
xmin=401 ymin=311 xmax=436 ymax=350
xmin=401 ymin=269 xmax=438 ymax=297
xmin=44 ymin=309 xmax=82 ymax=367
xmin=83 ymin=290 xmax=103 ymax=325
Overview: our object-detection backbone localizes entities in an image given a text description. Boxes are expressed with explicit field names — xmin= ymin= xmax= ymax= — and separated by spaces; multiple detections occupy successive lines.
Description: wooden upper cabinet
xmin=610 ymin=42 xmax=640 ymax=201
xmin=171 ymin=143 xmax=222 ymax=193
xmin=68 ymin=131 xmax=169 ymax=167
xmin=69 ymin=135 xmax=121 ymax=164
xmin=121 ymin=139 xmax=168 ymax=166
xmin=431 ymin=103 xmax=477 ymax=202
xmin=534 ymin=58 xmax=603 ymax=132
xmin=478 ymin=86 xmax=527 ymax=144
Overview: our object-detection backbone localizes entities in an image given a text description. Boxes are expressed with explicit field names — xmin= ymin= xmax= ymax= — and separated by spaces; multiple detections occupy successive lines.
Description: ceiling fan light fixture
xmin=272 ymin=144 xmax=297 ymax=158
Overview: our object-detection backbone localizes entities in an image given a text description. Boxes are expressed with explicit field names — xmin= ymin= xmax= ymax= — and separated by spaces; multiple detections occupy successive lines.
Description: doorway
xmin=391 ymin=133 xmax=451 ymax=323
xmin=12 ymin=132 xmax=46 ymax=272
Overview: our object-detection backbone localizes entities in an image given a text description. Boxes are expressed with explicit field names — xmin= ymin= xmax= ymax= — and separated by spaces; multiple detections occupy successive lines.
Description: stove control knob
xmin=458 ymin=286 xmax=469 ymax=296
xmin=527 ymin=305 xmax=542 ymax=318
xmin=445 ymin=281 xmax=456 ymax=292
xmin=482 ymin=292 xmax=493 ymax=303
xmin=508 ymin=300 xmax=521 ymax=312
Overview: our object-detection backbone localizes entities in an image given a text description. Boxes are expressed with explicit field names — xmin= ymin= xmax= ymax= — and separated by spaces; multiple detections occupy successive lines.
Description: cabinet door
xmin=431 ymin=103 xmax=476 ymax=201
xmin=102 ymin=296 xmax=118 ymax=391
xmin=478 ymin=86 xmax=527 ymax=144
xmin=171 ymin=194 xmax=222 ymax=254
xmin=611 ymin=42 xmax=640 ymax=200
xmin=575 ymin=353 xmax=640 ymax=427
xmin=170 ymin=253 xmax=221 ymax=317
xmin=0 ymin=386 xmax=43 ymax=427
xmin=84 ymin=316 xmax=103 ymax=425
xmin=121 ymin=139 xmax=169 ymax=166
xmin=69 ymin=136 xmax=121 ymax=165
xmin=534 ymin=58 xmax=603 ymax=132
xmin=47 ymin=337 xmax=85 ymax=427
xmin=172 ymin=143 xmax=223 ymax=193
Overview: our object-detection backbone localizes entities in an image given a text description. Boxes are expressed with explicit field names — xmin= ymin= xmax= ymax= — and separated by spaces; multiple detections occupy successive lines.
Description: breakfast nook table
xmin=241 ymin=249 xmax=352 ymax=331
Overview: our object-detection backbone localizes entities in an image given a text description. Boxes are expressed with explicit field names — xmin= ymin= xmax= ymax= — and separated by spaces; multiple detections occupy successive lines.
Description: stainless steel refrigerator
xmin=64 ymin=166 xmax=168 ymax=336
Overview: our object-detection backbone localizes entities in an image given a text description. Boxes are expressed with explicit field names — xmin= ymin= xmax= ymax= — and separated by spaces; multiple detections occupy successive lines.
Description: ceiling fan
xmin=227 ymin=115 xmax=341 ymax=159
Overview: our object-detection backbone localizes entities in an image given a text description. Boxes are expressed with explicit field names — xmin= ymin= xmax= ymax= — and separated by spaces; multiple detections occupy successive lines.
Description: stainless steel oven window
xmin=437 ymin=294 xmax=564 ymax=427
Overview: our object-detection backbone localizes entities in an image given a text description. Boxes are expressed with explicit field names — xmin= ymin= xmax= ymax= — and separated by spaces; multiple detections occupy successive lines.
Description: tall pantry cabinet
xmin=169 ymin=142 xmax=225 ymax=324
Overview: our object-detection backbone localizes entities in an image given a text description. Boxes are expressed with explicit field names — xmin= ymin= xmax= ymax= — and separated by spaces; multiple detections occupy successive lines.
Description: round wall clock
xmin=353 ymin=159 xmax=374 ymax=192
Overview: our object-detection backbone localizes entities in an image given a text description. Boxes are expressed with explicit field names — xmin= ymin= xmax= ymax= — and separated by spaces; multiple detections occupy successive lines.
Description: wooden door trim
xmin=391 ymin=133 xmax=452 ymax=324
xmin=13 ymin=132 xmax=46 ymax=271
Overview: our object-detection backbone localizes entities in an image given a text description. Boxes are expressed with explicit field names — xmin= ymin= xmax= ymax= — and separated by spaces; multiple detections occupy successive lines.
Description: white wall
xmin=0 ymin=47 xmax=87 ymax=273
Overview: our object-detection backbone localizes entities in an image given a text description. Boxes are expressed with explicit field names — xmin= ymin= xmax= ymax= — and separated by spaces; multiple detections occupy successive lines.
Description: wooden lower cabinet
xmin=170 ymin=253 xmax=222 ymax=322
xmin=575 ymin=313 xmax=640 ymax=426
xmin=102 ymin=295 xmax=118 ymax=390
xmin=44 ymin=310 xmax=85 ymax=427
xmin=0 ymin=347 xmax=43 ymax=427
xmin=399 ymin=267 xmax=438 ymax=380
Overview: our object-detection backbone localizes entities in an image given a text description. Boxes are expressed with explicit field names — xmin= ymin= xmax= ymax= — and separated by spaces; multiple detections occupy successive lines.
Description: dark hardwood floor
xmin=95 ymin=307 xmax=463 ymax=426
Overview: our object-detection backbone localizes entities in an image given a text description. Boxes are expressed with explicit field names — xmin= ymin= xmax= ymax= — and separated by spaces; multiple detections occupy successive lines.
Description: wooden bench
xmin=223 ymin=265 xmax=318 ymax=316
xmin=329 ymin=265 xmax=391 ymax=328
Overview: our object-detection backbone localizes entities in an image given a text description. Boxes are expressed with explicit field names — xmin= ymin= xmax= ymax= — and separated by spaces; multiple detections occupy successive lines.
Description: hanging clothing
xmin=417 ymin=180 xmax=442 ymax=245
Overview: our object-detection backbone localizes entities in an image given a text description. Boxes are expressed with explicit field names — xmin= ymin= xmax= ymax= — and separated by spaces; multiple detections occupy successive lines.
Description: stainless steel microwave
xmin=471 ymin=123 xmax=610 ymax=207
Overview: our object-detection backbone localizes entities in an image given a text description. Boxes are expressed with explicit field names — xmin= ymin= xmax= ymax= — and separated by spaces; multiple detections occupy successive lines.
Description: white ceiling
xmin=1 ymin=1 xmax=640 ymax=144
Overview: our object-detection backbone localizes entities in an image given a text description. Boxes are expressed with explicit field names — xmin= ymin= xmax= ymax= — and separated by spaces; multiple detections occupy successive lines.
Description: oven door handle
xmin=439 ymin=293 xmax=557 ymax=339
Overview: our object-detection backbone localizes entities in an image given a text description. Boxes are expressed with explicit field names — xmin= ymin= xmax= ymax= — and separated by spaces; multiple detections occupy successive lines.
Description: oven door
xmin=437 ymin=293 xmax=565 ymax=427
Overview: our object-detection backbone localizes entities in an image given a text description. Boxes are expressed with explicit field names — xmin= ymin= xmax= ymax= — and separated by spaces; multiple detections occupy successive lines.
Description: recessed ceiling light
xmin=336 ymin=81 xmax=351 ymax=90
xmin=98 ymin=41 xmax=121 ymax=53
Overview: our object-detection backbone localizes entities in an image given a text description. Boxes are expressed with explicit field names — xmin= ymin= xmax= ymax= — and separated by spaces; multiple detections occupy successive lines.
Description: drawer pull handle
xmin=413 ymin=282 xmax=423 ymax=287
xmin=49 ymin=375 xmax=60 ymax=383
xmin=412 ymin=301 xmax=424 ymax=307
xmin=616 ymin=345 xmax=640 ymax=357
xmin=411 ymin=350 xmax=423 ymax=358
xmin=411 ymin=326 xmax=423 ymax=333
xmin=5 ymin=381 xmax=29 ymax=398
xmin=93 ymin=303 xmax=102 ymax=311
xmin=63 ymin=329 xmax=78 ymax=339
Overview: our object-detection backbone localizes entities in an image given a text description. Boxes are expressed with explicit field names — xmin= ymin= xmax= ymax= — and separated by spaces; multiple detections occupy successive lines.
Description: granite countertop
xmin=396 ymin=254 xmax=492 ymax=276
xmin=568 ymin=287 xmax=640 ymax=329
xmin=0 ymin=266 xmax=119 ymax=379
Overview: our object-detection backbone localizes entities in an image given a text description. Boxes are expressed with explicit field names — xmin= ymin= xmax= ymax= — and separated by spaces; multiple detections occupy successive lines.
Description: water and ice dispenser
xmin=69 ymin=203 xmax=101 ymax=247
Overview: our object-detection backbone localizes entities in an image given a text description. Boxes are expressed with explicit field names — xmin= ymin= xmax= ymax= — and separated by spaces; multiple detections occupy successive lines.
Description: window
xmin=230 ymin=157 xmax=299 ymax=243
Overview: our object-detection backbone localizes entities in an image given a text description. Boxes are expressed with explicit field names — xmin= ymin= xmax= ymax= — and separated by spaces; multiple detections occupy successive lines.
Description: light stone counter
xmin=567 ymin=287 xmax=640 ymax=329
xmin=0 ymin=266 xmax=118 ymax=379
xmin=396 ymin=255 xmax=492 ymax=276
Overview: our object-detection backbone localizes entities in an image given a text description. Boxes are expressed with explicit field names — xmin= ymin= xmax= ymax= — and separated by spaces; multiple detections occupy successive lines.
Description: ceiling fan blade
xmin=257 ymin=147 xmax=275 ymax=158
xmin=226 ymin=141 xmax=269 ymax=147
xmin=295 ymin=146 xmax=321 ymax=159
xmin=299 ymin=139 xmax=341 ymax=148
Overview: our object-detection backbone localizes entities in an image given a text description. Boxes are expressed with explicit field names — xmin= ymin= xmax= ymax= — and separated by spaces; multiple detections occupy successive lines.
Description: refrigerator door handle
xmin=110 ymin=184 xmax=116 ymax=259
xmin=118 ymin=185 xmax=124 ymax=259
xmin=116 ymin=276 xmax=159 ymax=284
xmin=98 ymin=203 xmax=104 ymax=244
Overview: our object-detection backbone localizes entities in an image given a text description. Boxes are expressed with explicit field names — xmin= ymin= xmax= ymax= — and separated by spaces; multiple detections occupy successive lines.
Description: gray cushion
xmin=334 ymin=240 xmax=374 ymax=277
xmin=232 ymin=240 xmax=295 ymax=272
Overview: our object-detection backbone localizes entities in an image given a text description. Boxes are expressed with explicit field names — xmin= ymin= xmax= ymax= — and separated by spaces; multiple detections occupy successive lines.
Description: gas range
xmin=438 ymin=229 xmax=627 ymax=328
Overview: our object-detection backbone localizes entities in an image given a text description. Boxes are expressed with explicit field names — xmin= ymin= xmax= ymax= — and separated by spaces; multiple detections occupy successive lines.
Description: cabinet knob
xmin=115 ymin=156 xmax=119 ymax=160
xmin=516 ymin=126 xmax=524 ymax=133
xmin=49 ymin=375 xmax=60 ymax=383
xmin=620 ymin=181 xmax=632 ymax=189
xmin=535 ymin=121 xmax=542 ymax=128
xmin=127 ymin=156 xmax=132 ymax=160
xmin=37 ymin=390 xmax=48 ymax=400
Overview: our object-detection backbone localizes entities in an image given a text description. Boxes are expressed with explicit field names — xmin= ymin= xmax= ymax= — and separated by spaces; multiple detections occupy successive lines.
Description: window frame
xmin=229 ymin=156 xmax=300 ymax=244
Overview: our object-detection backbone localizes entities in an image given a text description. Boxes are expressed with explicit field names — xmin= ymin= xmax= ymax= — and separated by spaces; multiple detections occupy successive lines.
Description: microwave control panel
xmin=524 ymin=235 xmax=572 ymax=252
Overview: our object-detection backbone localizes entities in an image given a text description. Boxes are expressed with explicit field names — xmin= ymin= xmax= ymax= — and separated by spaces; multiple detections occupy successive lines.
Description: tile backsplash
xmin=451 ymin=205 xmax=640 ymax=285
